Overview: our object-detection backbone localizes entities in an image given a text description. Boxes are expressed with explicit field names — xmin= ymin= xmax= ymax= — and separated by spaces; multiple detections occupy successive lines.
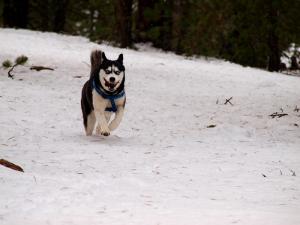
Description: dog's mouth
xmin=104 ymin=78 xmax=119 ymax=91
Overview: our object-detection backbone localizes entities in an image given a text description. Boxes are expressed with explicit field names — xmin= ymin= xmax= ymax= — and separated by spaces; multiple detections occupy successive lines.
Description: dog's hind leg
xmin=85 ymin=111 xmax=96 ymax=136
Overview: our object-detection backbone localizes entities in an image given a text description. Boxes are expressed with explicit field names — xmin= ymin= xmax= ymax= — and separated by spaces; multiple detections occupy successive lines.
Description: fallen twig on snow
xmin=224 ymin=97 xmax=233 ymax=105
xmin=207 ymin=124 xmax=216 ymax=128
xmin=8 ymin=64 xmax=18 ymax=79
xmin=0 ymin=159 xmax=24 ymax=172
xmin=290 ymin=169 xmax=296 ymax=176
xmin=30 ymin=66 xmax=54 ymax=71
xmin=269 ymin=112 xmax=288 ymax=118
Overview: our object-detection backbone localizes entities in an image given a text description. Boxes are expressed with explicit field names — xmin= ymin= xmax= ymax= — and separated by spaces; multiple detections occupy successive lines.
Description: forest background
xmin=0 ymin=0 xmax=299 ymax=72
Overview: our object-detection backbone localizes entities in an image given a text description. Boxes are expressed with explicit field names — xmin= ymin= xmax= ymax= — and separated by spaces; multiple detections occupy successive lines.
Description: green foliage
xmin=2 ymin=55 xmax=28 ymax=69
xmin=2 ymin=55 xmax=28 ymax=79
xmin=15 ymin=55 xmax=28 ymax=65
xmin=2 ymin=60 xmax=12 ymax=69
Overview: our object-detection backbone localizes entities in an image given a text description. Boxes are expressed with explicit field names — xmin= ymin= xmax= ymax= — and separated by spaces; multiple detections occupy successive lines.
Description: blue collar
xmin=92 ymin=79 xmax=125 ymax=112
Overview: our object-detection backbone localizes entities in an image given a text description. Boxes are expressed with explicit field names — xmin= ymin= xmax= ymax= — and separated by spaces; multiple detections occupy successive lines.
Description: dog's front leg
xmin=109 ymin=107 xmax=124 ymax=131
xmin=93 ymin=91 xmax=111 ymax=136
xmin=95 ymin=110 xmax=110 ymax=136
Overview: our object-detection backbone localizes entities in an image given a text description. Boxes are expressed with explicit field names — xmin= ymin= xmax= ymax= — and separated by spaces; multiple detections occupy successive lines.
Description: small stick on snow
xmin=224 ymin=97 xmax=233 ymax=105
xmin=269 ymin=112 xmax=288 ymax=118
xmin=290 ymin=170 xmax=296 ymax=176
xmin=30 ymin=66 xmax=54 ymax=71
xmin=0 ymin=159 xmax=24 ymax=172
xmin=8 ymin=64 xmax=18 ymax=79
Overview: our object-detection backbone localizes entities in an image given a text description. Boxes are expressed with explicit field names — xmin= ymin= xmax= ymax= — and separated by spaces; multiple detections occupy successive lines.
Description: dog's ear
xmin=117 ymin=54 xmax=123 ymax=64
xmin=102 ymin=52 xmax=107 ymax=62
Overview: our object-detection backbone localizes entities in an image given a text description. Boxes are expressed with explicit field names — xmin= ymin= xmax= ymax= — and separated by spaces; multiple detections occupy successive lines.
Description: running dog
xmin=81 ymin=50 xmax=126 ymax=136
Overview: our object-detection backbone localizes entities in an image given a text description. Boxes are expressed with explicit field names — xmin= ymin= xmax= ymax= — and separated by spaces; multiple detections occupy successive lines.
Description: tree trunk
xmin=114 ymin=0 xmax=133 ymax=48
xmin=3 ymin=0 xmax=28 ymax=28
xmin=290 ymin=55 xmax=299 ymax=70
xmin=136 ymin=0 xmax=155 ymax=42
xmin=267 ymin=1 xmax=280 ymax=72
xmin=52 ymin=0 xmax=69 ymax=32
xmin=171 ymin=0 xmax=182 ymax=53
xmin=40 ymin=0 xmax=50 ymax=31
xmin=268 ymin=30 xmax=280 ymax=72
xmin=3 ymin=0 xmax=12 ymax=27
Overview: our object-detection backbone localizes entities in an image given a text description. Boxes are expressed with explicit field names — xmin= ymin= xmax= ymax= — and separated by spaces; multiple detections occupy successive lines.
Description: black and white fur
xmin=81 ymin=50 xmax=126 ymax=136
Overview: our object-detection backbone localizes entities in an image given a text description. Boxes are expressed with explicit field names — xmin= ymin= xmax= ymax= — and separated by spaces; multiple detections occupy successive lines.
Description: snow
xmin=281 ymin=43 xmax=300 ymax=68
xmin=0 ymin=28 xmax=300 ymax=225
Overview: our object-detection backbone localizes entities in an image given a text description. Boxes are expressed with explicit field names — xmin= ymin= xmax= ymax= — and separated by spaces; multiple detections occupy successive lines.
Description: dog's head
xmin=99 ymin=52 xmax=125 ymax=93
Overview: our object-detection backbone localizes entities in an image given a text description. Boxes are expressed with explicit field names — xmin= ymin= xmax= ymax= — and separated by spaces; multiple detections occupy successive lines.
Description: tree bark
xmin=268 ymin=30 xmax=280 ymax=72
xmin=3 ymin=0 xmax=28 ymax=28
xmin=136 ymin=0 xmax=155 ymax=42
xmin=52 ymin=0 xmax=69 ymax=32
xmin=267 ymin=1 xmax=280 ymax=72
xmin=171 ymin=0 xmax=182 ymax=53
xmin=114 ymin=0 xmax=133 ymax=48
xmin=290 ymin=55 xmax=299 ymax=70
xmin=40 ymin=0 xmax=50 ymax=31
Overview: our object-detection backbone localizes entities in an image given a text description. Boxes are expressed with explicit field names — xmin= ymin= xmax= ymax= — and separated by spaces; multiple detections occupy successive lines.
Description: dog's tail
xmin=90 ymin=49 xmax=103 ymax=79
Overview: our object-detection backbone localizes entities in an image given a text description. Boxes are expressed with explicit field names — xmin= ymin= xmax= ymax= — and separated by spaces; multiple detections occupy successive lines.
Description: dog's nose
xmin=109 ymin=77 xmax=115 ymax=83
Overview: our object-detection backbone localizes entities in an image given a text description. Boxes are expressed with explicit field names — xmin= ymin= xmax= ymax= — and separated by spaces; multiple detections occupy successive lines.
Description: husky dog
xmin=81 ymin=50 xmax=126 ymax=136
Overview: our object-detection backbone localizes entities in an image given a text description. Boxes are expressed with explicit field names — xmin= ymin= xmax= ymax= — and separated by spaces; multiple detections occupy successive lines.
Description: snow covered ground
xmin=0 ymin=28 xmax=300 ymax=225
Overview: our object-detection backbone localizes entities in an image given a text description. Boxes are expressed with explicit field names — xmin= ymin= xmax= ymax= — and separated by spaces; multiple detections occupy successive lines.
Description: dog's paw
xmin=101 ymin=131 xmax=110 ymax=136
xmin=96 ymin=125 xmax=101 ymax=135
xmin=96 ymin=125 xmax=110 ymax=136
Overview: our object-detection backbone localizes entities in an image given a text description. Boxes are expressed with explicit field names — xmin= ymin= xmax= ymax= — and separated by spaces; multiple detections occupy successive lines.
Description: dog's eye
xmin=105 ymin=69 xmax=112 ymax=74
xmin=114 ymin=70 xmax=120 ymax=75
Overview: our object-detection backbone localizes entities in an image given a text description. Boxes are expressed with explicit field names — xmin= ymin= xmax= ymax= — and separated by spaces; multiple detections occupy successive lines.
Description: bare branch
xmin=30 ymin=66 xmax=54 ymax=71
xmin=0 ymin=159 xmax=24 ymax=172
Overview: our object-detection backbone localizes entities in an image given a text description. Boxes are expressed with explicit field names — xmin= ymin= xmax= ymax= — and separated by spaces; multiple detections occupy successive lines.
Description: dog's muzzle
xmin=104 ymin=78 xmax=119 ymax=91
